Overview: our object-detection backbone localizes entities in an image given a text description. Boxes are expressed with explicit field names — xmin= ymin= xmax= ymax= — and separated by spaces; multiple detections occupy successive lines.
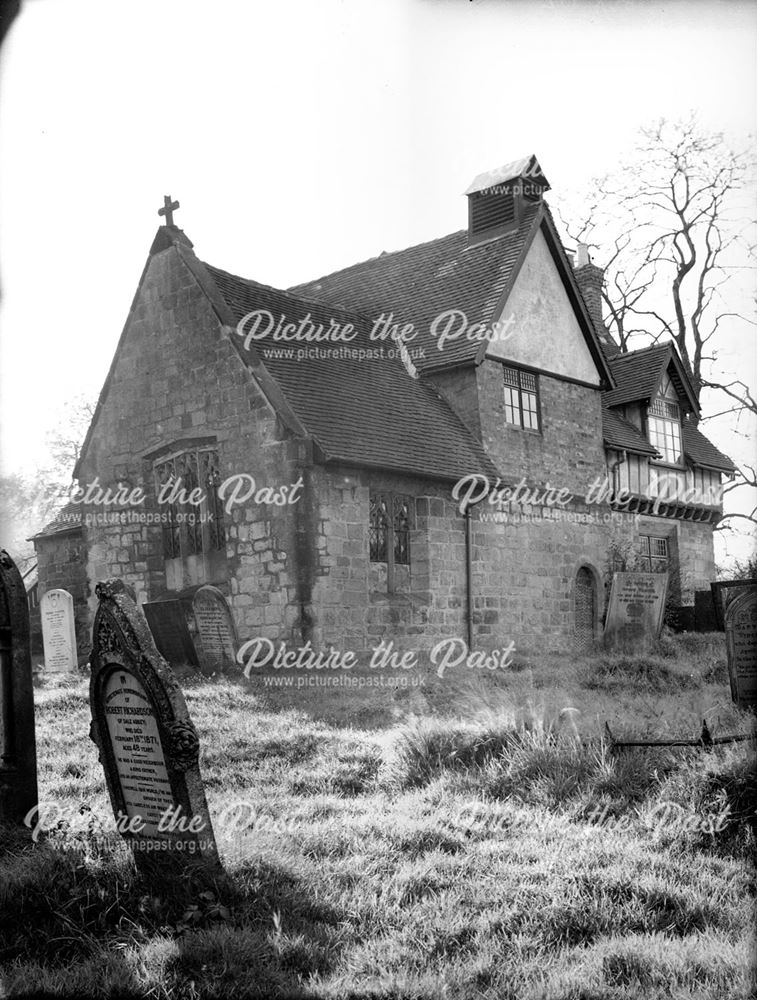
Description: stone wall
xmin=677 ymin=519 xmax=717 ymax=604
xmin=425 ymin=366 xmax=481 ymax=437
xmin=75 ymin=244 xmax=305 ymax=644
xmin=58 ymin=240 xmax=719 ymax=662
xmin=305 ymin=461 xmax=717 ymax=654
xmin=476 ymin=359 xmax=607 ymax=496
xmin=308 ymin=466 xmax=457 ymax=654
xmin=468 ymin=501 xmax=636 ymax=651
xmin=306 ymin=463 xmax=645 ymax=655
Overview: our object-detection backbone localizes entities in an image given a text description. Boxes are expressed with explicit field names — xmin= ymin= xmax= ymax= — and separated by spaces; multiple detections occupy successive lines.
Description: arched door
xmin=575 ymin=567 xmax=595 ymax=650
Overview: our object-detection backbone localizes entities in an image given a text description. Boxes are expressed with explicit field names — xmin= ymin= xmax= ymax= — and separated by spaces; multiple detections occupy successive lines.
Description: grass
xmin=1 ymin=632 xmax=755 ymax=998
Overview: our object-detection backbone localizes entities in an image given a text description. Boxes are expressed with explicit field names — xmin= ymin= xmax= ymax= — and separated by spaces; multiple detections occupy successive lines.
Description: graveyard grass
xmin=2 ymin=633 xmax=756 ymax=999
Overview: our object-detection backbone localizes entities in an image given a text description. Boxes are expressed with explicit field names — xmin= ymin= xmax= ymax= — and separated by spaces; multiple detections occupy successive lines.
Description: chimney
xmin=573 ymin=243 xmax=620 ymax=357
xmin=464 ymin=154 xmax=549 ymax=246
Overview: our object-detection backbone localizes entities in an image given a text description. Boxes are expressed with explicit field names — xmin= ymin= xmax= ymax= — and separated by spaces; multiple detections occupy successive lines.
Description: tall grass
xmin=2 ymin=634 xmax=754 ymax=998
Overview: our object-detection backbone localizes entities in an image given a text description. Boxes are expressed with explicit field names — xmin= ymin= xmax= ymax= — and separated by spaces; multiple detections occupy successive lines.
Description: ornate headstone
xmin=711 ymin=579 xmax=757 ymax=631
xmin=143 ymin=599 xmax=199 ymax=670
xmin=604 ymin=572 xmax=668 ymax=652
xmin=89 ymin=579 xmax=220 ymax=869
xmin=0 ymin=550 xmax=38 ymax=824
xmin=192 ymin=586 xmax=238 ymax=675
xmin=40 ymin=588 xmax=77 ymax=672
xmin=724 ymin=587 xmax=757 ymax=711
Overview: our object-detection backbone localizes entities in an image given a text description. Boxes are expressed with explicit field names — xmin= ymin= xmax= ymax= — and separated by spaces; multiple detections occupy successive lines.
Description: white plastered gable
xmin=485 ymin=227 xmax=602 ymax=386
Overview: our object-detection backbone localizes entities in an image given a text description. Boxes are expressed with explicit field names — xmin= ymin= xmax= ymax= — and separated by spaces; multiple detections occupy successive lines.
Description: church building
xmin=33 ymin=156 xmax=736 ymax=662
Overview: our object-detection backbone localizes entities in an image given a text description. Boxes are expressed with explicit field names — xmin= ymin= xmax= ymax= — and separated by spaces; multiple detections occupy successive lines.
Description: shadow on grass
xmin=215 ymin=667 xmax=408 ymax=730
xmin=0 ymin=828 xmax=344 ymax=999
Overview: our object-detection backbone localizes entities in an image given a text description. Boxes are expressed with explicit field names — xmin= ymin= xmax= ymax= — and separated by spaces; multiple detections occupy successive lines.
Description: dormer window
xmin=648 ymin=372 xmax=683 ymax=465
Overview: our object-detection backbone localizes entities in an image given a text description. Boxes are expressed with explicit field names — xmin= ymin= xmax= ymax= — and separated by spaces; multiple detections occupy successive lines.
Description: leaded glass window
xmin=153 ymin=447 xmax=226 ymax=560
xmin=639 ymin=535 xmax=668 ymax=573
xmin=369 ymin=495 xmax=389 ymax=561
xmin=155 ymin=456 xmax=181 ymax=559
xmin=200 ymin=450 xmax=226 ymax=551
xmin=503 ymin=366 xmax=540 ymax=431
xmin=369 ymin=492 xmax=411 ymax=566
xmin=648 ymin=371 xmax=683 ymax=464
xmin=393 ymin=496 xmax=410 ymax=565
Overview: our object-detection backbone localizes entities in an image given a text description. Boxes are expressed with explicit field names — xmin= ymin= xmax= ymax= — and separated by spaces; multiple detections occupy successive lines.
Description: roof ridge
xmin=611 ymin=341 xmax=672 ymax=362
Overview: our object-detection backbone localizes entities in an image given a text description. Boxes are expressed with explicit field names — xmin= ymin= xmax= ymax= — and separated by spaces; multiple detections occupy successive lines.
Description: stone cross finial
xmin=158 ymin=195 xmax=180 ymax=226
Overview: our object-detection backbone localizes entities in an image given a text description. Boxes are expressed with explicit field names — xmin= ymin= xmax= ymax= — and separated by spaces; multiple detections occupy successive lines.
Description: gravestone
xmin=711 ymin=579 xmax=757 ymax=631
xmin=694 ymin=590 xmax=719 ymax=632
xmin=0 ymin=550 xmax=38 ymax=824
xmin=724 ymin=586 xmax=757 ymax=711
xmin=604 ymin=572 xmax=668 ymax=652
xmin=89 ymin=579 xmax=220 ymax=870
xmin=192 ymin=586 xmax=238 ymax=675
xmin=143 ymin=599 xmax=199 ymax=670
xmin=40 ymin=588 xmax=77 ymax=672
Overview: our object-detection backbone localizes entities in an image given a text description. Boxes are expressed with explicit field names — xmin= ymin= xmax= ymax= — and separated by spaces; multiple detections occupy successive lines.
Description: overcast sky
xmin=1 ymin=0 xmax=756 ymax=562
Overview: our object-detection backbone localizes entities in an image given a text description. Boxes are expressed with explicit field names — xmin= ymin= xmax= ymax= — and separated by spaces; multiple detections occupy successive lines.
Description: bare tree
xmin=558 ymin=116 xmax=757 ymax=538
xmin=45 ymin=393 xmax=97 ymax=483
xmin=560 ymin=117 xmax=755 ymax=375
xmin=0 ymin=394 xmax=98 ymax=566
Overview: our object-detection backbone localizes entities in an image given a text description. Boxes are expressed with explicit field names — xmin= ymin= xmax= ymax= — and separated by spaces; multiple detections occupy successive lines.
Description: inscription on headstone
xmin=143 ymin=599 xmax=199 ymax=670
xmin=103 ymin=670 xmax=175 ymax=835
xmin=40 ymin=588 xmax=77 ymax=672
xmin=724 ymin=587 xmax=757 ymax=711
xmin=89 ymin=579 xmax=220 ymax=869
xmin=604 ymin=572 xmax=668 ymax=652
xmin=0 ymin=550 xmax=38 ymax=824
xmin=192 ymin=586 xmax=238 ymax=675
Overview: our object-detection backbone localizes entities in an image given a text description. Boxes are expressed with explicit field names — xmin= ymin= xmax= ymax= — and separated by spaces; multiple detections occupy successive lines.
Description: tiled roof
xmin=32 ymin=503 xmax=83 ymax=540
xmin=683 ymin=423 xmax=737 ymax=473
xmin=289 ymin=204 xmax=543 ymax=374
xmin=204 ymin=264 xmax=500 ymax=484
xmin=602 ymin=343 xmax=673 ymax=408
xmin=22 ymin=562 xmax=38 ymax=590
xmin=601 ymin=342 xmax=733 ymax=472
xmin=602 ymin=408 xmax=658 ymax=456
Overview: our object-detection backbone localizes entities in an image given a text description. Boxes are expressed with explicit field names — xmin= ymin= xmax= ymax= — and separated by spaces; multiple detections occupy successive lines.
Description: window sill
xmin=504 ymin=424 xmax=541 ymax=435
xmin=649 ymin=460 xmax=685 ymax=470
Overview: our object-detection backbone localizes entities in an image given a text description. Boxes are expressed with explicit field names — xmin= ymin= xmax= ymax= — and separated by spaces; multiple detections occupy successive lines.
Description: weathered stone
xmin=40 ymin=588 xmax=77 ymax=673
xmin=192 ymin=586 xmax=238 ymax=675
xmin=89 ymin=579 xmax=221 ymax=871
xmin=143 ymin=599 xmax=199 ymax=669
xmin=603 ymin=572 xmax=668 ymax=652
xmin=0 ymin=551 xmax=38 ymax=825
xmin=725 ymin=586 xmax=757 ymax=711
